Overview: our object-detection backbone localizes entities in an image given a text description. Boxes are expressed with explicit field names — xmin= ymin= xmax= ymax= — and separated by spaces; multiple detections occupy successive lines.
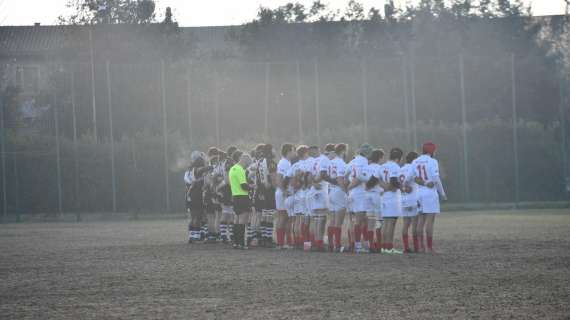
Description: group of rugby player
xmin=184 ymin=141 xmax=446 ymax=254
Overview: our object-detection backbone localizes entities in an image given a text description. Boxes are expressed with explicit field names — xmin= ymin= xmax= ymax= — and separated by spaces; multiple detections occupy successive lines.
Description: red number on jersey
xmin=417 ymin=165 xmax=428 ymax=180
xmin=399 ymin=174 xmax=406 ymax=184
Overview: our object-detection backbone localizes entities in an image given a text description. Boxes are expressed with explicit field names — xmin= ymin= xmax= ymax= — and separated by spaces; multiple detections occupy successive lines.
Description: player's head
xmin=296 ymin=145 xmax=309 ymax=159
xmin=207 ymin=147 xmax=219 ymax=158
xmin=226 ymin=145 xmax=238 ymax=158
xmin=422 ymin=141 xmax=437 ymax=156
xmin=324 ymin=143 xmax=336 ymax=159
xmin=308 ymin=145 xmax=320 ymax=158
xmin=406 ymin=151 xmax=418 ymax=164
xmin=232 ymin=150 xmax=243 ymax=163
xmin=335 ymin=143 xmax=348 ymax=158
xmin=358 ymin=143 xmax=373 ymax=158
xmin=263 ymin=143 xmax=274 ymax=159
xmin=281 ymin=143 xmax=295 ymax=159
xmin=369 ymin=149 xmax=385 ymax=164
xmin=389 ymin=147 xmax=403 ymax=163
xmin=239 ymin=153 xmax=253 ymax=168
xmin=254 ymin=144 xmax=265 ymax=159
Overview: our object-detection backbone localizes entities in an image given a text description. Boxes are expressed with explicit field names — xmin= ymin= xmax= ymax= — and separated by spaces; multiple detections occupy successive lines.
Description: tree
xmin=58 ymin=0 xmax=156 ymax=25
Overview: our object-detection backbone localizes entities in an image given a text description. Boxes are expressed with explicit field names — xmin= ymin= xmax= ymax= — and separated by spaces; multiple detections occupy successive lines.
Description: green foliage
xmin=59 ymin=0 xmax=156 ymax=25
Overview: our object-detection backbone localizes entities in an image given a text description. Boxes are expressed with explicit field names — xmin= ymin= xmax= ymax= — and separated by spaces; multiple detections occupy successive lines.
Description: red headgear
xmin=422 ymin=141 xmax=437 ymax=155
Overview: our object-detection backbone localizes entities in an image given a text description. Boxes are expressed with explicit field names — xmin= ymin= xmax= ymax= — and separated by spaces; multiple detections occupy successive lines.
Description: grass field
xmin=1 ymin=209 xmax=569 ymax=319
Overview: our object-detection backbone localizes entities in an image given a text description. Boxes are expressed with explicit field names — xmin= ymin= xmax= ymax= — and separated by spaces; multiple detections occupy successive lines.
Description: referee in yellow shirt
xmin=229 ymin=152 xmax=253 ymax=249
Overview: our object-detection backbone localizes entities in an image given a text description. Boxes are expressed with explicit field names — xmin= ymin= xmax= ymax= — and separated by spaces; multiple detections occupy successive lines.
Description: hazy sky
xmin=0 ymin=0 xmax=566 ymax=26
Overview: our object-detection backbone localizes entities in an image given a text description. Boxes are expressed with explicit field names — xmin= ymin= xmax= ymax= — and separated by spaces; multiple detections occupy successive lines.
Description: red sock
xmin=375 ymin=229 xmax=382 ymax=250
xmin=427 ymin=236 xmax=433 ymax=250
xmin=276 ymin=228 xmax=284 ymax=246
xmin=353 ymin=225 xmax=361 ymax=242
xmin=334 ymin=227 xmax=342 ymax=248
xmin=412 ymin=235 xmax=419 ymax=252
xmin=386 ymin=242 xmax=393 ymax=250
xmin=286 ymin=230 xmax=293 ymax=246
xmin=316 ymin=239 xmax=324 ymax=249
xmin=403 ymin=233 xmax=410 ymax=251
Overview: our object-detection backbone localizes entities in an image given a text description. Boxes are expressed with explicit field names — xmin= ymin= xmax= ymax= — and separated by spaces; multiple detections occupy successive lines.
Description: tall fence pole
xmin=459 ymin=54 xmax=470 ymax=202
xmin=89 ymin=28 xmax=98 ymax=141
xmin=314 ymin=60 xmax=321 ymax=147
xmin=511 ymin=53 xmax=520 ymax=207
xmin=560 ymin=73 xmax=569 ymax=194
xmin=401 ymin=55 xmax=411 ymax=150
xmin=361 ymin=59 xmax=369 ymax=142
xmin=105 ymin=61 xmax=117 ymax=213
xmin=53 ymin=94 xmax=63 ymax=215
xmin=13 ymin=154 xmax=19 ymax=222
xmin=296 ymin=61 xmax=304 ymax=142
xmin=186 ymin=64 xmax=192 ymax=146
xmin=0 ymin=90 xmax=7 ymax=220
xmin=71 ymin=68 xmax=80 ymax=220
xmin=410 ymin=49 xmax=418 ymax=148
xmin=264 ymin=62 xmax=270 ymax=139
xmin=160 ymin=59 xmax=171 ymax=213
xmin=214 ymin=70 xmax=220 ymax=147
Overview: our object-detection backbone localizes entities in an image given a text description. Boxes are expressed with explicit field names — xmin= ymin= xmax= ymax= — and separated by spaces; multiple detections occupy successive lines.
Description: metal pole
xmin=0 ymin=90 xmax=7 ymax=219
xmin=410 ymin=48 xmax=418 ymax=148
xmin=13 ymin=153 xmax=19 ymax=222
xmin=71 ymin=69 xmax=80 ymax=219
xmin=186 ymin=64 xmax=192 ymax=146
xmin=89 ymin=28 xmax=98 ymax=141
xmin=53 ymin=95 xmax=63 ymax=215
xmin=361 ymin=59 xmax=368 ymax=142
xmin=106 ymin=61 xmax=117 ymax=213
xmin=214 ymin=70 xmax=220 ymax=146
xmin=511 ymin=53 xmax=520 ymax=207
xmin=160 ymin=60 xmax=171 ymax=212
xmin=296 ymin=61 xmax=304 ymax=142
xmin=314 ymin=60 xmax=321 ymax=147
xmin=264 ymin=62 xmax=270 ymax=139
xmin=560 ymin=73 xmax=568 ymax=194
xmin=401 ymin=55 xmax=411 ymax=150
xmin=459 ymin=54 xmax=470 ymax=202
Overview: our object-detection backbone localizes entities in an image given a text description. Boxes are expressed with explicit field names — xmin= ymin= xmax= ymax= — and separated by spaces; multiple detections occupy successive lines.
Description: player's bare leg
xmin=353 ymin=212 xmax=368 ymax=253
xmin=416 ymin=214 xmax=426 ymax=253
xmin=275 ymin=210 xmax=288 ymax=249
xmin=312 ymin=209 xmax=327 ymax=251
xmin=402 ymin=217 xmax=412 ymax=253
xmin=424 ymin=214 xmax=437 ymax=253
xmin=411 ymin=216 xmax=419 ymax=252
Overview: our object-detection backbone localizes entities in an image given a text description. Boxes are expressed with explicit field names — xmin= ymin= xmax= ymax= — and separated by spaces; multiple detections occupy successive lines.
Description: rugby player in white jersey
xmin=347 ymin=144 xmax=373 ymax=253
xmin=378 ymin=148 xmax=404 ymax=254
xmin=400 ymin=151 xmax=419 ymax=253
xmin=286 ymin=145 xmax=311 ymax=249
xmin=274 ymin=143 xmax=295 ymax=249
xmin=308 ymin=145 xmax=330 ymax=251
xmin=410 ymin=142 xmax=447 ymax=253
xmin=326 ymin=143 xmax=348 ymax=252
xmin=365 ymin=149 xmax=385 ymax=253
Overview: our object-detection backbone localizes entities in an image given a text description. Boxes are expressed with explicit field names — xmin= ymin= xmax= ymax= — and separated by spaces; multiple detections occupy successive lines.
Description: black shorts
xmin=233 ymin=196 xmax=251 ymax=215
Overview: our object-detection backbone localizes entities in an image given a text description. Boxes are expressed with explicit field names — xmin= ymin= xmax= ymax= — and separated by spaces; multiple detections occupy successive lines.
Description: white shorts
xmin=401 ymin=205 xmax=418 ymax=217
xmin=328 ymin=187 xmax=347 ymax=212
xmin=366 ymin=192 xmax=382 ymax=219
xmin=349 ymin=192 xmax=368 ymax=213
xmin=382 ymin=199 xmax=402 ymax=218
xmin=308 ymin=187 xmax=329 ymax=212
xmin=275 ymin=189 xmax=287 ymax=211
xmin=418 ymin=193 xmax=440 ymax=214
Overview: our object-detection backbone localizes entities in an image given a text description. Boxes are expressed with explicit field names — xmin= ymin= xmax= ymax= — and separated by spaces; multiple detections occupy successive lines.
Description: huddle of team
xmin=184 ymin=141 xmax=446 ymax=254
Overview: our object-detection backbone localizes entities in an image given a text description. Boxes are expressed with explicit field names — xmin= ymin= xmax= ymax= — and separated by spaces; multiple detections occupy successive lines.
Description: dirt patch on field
xmin=1 ymin=210 xmax=569 ymax=319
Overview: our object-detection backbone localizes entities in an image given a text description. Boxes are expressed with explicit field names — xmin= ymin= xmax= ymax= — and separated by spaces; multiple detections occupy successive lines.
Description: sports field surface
xmin=1 ymin=209 xmax=569 ymax=319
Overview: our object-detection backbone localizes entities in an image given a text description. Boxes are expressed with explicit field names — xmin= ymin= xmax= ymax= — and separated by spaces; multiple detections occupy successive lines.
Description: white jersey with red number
xmin=328 ymin=157 xmax=347 ymax=180
xmin=400 ymin=163 xmax=418 ymax=208
xmin=276 ymin=158 xmax=291 ymax=189
xmin=367 ymin=163 xmax=383 ymax=194
xmin=347 ymin=155 xmax=370 ymax=196
xmin=410 ymin=154 xmax=445 ymax=198
xmin=379 ymin=161 xmax=401 ymax=203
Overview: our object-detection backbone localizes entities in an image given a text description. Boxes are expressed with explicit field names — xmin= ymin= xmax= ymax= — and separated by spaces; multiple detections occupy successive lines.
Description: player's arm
xmin=432 ymin=162 xmax=447 ymax=200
